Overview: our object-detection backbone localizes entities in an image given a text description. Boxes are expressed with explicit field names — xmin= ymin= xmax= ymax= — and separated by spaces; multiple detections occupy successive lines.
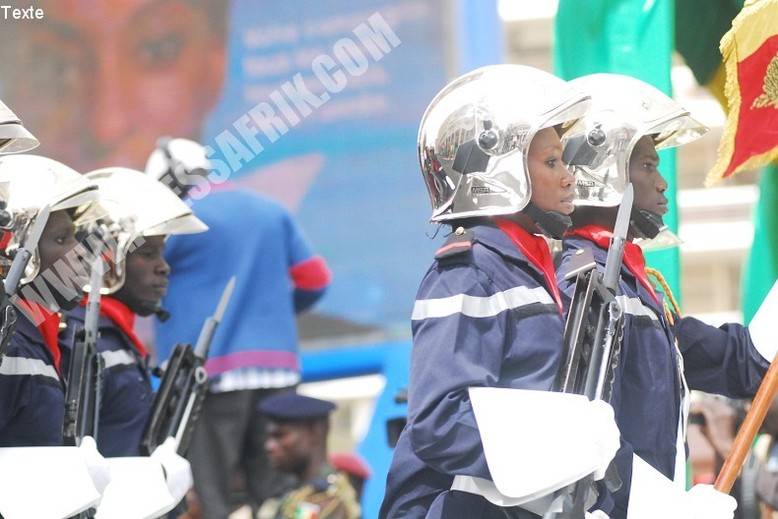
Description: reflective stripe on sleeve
xmin=412 ymin=286 xmax=555 ymax=320
xmin=101 ymin=349 xmax=137 ymax=369
xmin=0 ymin=356 xmax=59 ymax=381
xmin=615 ymin=295 xmax=660 ymax=322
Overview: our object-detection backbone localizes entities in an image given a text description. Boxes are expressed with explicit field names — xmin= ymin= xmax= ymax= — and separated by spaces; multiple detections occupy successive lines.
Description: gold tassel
xmin=645 ymin=267 xmax=681 ymax=324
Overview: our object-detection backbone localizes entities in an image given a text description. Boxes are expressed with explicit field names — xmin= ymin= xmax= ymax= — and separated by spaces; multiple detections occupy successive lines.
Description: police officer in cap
xmin=256 ymin=392 xmax=360 ymax=519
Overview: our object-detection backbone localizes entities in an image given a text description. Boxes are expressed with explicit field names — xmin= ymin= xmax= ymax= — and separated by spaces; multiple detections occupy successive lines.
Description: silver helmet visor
xmin=419 ymin=64 xmax=591 ymax=222
xmin=564 ymin=73 xmax=709 ymax=207
xmin=563 ymin=113 xmax=640 ymax=207
xmin=564 ymin=111 xmax=708 ymax=207
xmin=0 ymin=100 xmax=39 ymax=154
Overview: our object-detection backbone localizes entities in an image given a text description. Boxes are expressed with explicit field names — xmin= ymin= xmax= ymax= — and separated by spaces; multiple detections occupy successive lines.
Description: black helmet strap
xmin=522 ymin=201 xmax=572 ymax=240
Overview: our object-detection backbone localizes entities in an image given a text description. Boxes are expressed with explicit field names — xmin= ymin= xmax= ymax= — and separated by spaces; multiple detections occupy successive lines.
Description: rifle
xmin=548 ymin=184 xmax=634 ymax=519
xmin=6 ymin=204 xmax=50 ymax=297
xmin=141 ymin=276 xmax=236 ymax=455
xmin=0 ymin=204 xmax=51 ymax=363
xmin=63 ymin=256 xmax=105 ymax=447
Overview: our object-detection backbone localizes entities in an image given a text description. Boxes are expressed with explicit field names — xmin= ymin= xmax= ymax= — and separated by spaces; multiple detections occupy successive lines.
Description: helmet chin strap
xmin=522 ymin=201 xmax=572 ymax=240
xmin=629 ymin=208 xmax=665 ymax=240
xmin=121 ymin=298 xmax=170 ymax=322
xmin=154 ymin=306 xmax=171 ymax=322
xmin=144 ymin=301 xmax=170 ymax=322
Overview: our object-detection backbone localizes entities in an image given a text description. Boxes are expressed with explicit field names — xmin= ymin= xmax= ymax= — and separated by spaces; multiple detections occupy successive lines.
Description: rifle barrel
xmin=4 ymin=249 xmax=30 ymax=297
xmin=5 ymin=204 xmax=51 ymax=297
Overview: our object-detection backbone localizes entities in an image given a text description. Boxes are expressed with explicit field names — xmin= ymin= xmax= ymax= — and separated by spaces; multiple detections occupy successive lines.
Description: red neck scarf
xmin=567 ymin=225 xmax=659 ymax=304
xmin=494 ymin=217 xmax=563 ymax=313
xmin=82 ymin=296 xmax=147 ymax=358
xmin=16 ymin=299 xmax=62 ymax=372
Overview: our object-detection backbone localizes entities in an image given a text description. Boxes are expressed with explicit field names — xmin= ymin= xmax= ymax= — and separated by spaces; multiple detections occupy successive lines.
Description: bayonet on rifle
xmin=602 ymin=185 xmax=632 ymax=293
xmin=0 ymin=204 xmax=51 ymax=364
xmin=63 ymin=257 xmax=105 ymax=446
xmin=141 ymin=276 xmax=236 ymax=455
xmin=5 ymin=204 xmax=50 ymax=297
xmin=194 ymin=275 xmax=234 ymax=358
xmin=584 ymin=184 xmax=632 ymax=400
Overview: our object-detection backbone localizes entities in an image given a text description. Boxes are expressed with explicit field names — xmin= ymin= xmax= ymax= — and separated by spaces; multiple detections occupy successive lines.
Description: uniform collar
xmin=88 ymin=296 xmax=148 ymax=359
xmin=494 ymin=217 xmax=563 ymax=312
xmin=15 ymin=300 xmax=63 ymax=372
xmin=565 ymin=226 xmax=660 ymax=305
xmin=461 ymin=220 xmax=540 ymax=263
xmin=455 ymin=220 xmax=559 ymax=293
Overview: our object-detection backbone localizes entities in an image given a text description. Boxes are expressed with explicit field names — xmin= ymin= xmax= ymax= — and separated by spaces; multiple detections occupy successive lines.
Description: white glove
xmin=684 ymin=484 xmax=737 ymax=519
xmin=587 ymin=399 xmax=620 ymax=480
xmin=150 ymin=437 xmax=193 ymax=503
xmin=585 ymin=511 xmax=609 ymax=519
xmin=79 ymin=435 xmax=111 ymax=497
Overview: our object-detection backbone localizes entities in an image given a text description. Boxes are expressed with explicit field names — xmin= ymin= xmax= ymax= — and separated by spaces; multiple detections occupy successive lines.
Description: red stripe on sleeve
xmin=290 ymin=255 xmax=332 ymax=290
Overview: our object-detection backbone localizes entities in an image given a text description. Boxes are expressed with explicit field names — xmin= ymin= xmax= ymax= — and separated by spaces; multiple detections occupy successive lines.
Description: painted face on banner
xmin=3 ymin=0 xmax=226 ymax=172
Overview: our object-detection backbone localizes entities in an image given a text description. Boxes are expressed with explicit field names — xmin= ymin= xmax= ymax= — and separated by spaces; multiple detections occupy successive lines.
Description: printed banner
xmin=0 ymin=0 xmax=450 ymax=342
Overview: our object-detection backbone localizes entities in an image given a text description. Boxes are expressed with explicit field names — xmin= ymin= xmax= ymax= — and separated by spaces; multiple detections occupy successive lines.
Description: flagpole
xmin=715 ymin=350 xmax=778 ymax=493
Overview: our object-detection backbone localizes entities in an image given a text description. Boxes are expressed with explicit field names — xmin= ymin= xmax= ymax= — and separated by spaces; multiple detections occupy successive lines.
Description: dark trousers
xmin=187 ymin=388 xmax=297 ymax=519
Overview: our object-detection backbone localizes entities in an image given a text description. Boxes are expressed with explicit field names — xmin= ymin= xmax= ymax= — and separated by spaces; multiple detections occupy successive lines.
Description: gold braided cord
xmin=645 ymin=267 xmax=681 ymax=324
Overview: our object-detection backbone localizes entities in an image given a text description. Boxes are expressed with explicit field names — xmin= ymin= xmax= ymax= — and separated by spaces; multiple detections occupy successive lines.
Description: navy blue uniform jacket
xmin=380 ymin=222 xmax=566 ymax=519
xmin=65 ymin=303 xmax=153 ymax=457
xmin=558 ymin=234 xmax=769 ymax=519
xmin=0 ymin=312 xmax=65 ymax=446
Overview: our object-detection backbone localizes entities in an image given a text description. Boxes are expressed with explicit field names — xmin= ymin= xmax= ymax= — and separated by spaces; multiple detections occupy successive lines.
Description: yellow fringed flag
xmin=707 ymin=0 xmax=778 ymax=185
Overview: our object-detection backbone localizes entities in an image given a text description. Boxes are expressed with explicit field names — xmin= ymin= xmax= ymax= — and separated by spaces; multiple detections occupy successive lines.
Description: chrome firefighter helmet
xmin=144 ymin=137 xmax=211 ymax=200
xmin=84 ymin=167 xmax=208 ymax=294
xmin=0 ymin=154 xmax=102 ymax=283
xmin=0 ymin=99 xmax=39 ymax=154
xmin=563 ymin=73 xmax=708 ymax=208
xmin=418 ymin=64 xmax=590 ymax=224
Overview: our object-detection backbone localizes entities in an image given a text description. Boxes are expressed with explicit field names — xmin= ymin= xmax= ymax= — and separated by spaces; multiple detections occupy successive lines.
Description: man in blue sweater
xmin=147 ymin=138 xmax=332 ymax=519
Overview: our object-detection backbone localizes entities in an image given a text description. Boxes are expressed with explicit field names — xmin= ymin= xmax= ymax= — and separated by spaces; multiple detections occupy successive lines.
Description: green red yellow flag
xmin=707 ymin=0 xmax=778 ymax=185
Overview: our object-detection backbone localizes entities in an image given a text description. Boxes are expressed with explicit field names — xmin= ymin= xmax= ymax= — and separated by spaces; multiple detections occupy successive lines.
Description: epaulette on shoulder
xmin=435 ymin=226 xmax=474 ymax=260
xmin=310 ymin=477 xmax=330 ymax=493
